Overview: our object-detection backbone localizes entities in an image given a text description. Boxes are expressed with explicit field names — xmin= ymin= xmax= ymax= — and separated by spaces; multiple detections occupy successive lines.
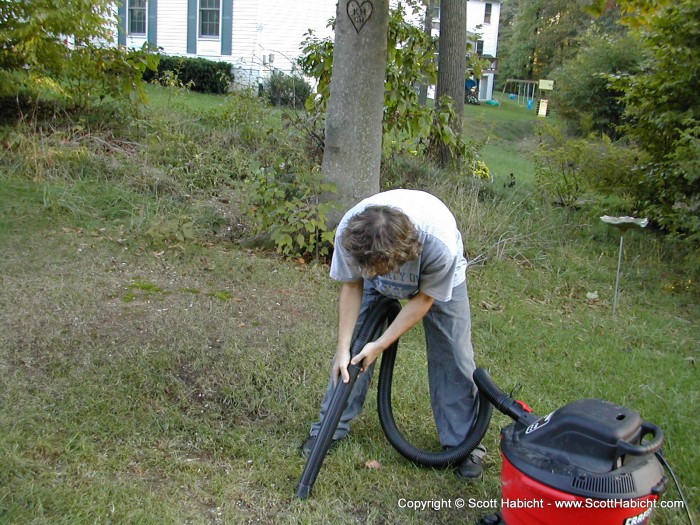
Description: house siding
xmin=233 ymin=0 xmax=335 ymax=85
xmin=111 ymin=1 xmax=499 ymax=95
xmin=467 ymin=0 xmax=500 ymax=57
xmin=467 ymin=0 xmax=501 ymax=100
xmin=230 ymin=0 xmax=261 ymax=83
xmin=140 ymin=0 xmax=188 ymax=55
xmin=112 ymin=0 xmax=334 ymax=86
xmin=257 ymin=0 xmax=334 ymax=67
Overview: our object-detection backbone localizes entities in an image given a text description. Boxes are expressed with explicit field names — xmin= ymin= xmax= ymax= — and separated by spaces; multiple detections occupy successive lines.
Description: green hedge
xmin=144 ymin=55 xmax=232 ymax=94
xmin=263 ymin=71 xmax=311 ymax=108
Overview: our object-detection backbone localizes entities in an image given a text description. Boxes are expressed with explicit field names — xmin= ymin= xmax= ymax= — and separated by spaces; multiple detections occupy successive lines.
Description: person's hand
xmin=333 ymin=346 xmax=351 ymax=385
xmin=350 ymin=341 xmax=385 ymax=373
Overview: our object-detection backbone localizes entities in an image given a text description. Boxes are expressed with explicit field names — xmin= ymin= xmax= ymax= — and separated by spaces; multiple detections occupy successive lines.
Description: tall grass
xmin=0 ymin=85 xmax=697 ymax=525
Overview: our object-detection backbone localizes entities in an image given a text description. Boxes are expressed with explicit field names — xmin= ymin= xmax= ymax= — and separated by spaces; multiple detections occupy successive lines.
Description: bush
xmin=263 ymin=71 xmax=311 ymax=108
xmin=244 ymin=166 xmax=337 ymax=259
xmin=610 ymin=0 xmax=700 ymax=244
xmin=63 ymin=43 xmax=160 ymax=110
xmin=535 ymin=123 xmax=646 ymax=208
xmin=0 ymin=44 xmax=158 ymax=120
xmin=145 ymin=55 xmax=232 ymax=94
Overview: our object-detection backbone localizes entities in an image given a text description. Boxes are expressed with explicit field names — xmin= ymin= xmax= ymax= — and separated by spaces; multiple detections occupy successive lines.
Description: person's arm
xmin=349 ymin=290 xmax=435 ymax=376
xmin=333 ymin=280 xmax=364 ymax=384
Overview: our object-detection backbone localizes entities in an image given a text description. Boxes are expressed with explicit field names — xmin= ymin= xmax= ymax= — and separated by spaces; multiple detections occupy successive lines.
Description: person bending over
xmin=301 ymin=189 xmax=485 ymax=480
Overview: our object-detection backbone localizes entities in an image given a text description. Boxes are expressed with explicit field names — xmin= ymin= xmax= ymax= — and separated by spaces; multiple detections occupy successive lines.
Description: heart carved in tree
xmin=347 ymin=0 xmax=373 ymax=33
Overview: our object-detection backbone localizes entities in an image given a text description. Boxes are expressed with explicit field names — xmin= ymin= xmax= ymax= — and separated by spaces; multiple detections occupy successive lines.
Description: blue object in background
xmin=527 ymin=99 xmax=533 ymax=110
xmin=508 ymin=93 xmax=516 ymax=100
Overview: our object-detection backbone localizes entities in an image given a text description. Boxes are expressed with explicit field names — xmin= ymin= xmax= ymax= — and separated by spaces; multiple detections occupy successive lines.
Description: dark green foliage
xmin=551 ymin=33 xmax=644 ymax=139
xmin=610 ymin=0 xmax=700 ymax=242
xmin=496 ymin=0 xmax=598 ymax=81
xmin=244 ymin=166 xmax=337 ymax=258
xmin=263 ymin=70 xmax=311 ymax=108
xmin=0 ymin=0 xmax=113 ymax=75
xmin=535 ymin=123 xmax=646 ymax=208
xmin=506 ymin=0 xmax=699 ymax=249
xmin=144 ymin=55 xmax=233 ymax=94
xmin=64 ymin=43 xmax=160 ymax=109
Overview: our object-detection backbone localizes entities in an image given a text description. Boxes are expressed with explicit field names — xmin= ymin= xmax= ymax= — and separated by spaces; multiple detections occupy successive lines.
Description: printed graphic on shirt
xmin=368 ymin=268 xmax=421 ymax=299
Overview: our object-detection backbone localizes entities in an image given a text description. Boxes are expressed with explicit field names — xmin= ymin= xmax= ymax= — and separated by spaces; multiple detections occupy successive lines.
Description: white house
xmin=467 ymin=0 xmax=500 ymax=101
xmin=111 ymin=1 xmax=500 ymax=98
xmin=112 ymin=0 xmax=335 ymax=87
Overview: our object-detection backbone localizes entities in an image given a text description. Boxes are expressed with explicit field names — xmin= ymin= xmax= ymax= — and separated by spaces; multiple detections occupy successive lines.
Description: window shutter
xmin=187 ymin=0 xmax=197 ymax=54
xmin=221 ymin=0 xmax=233 ymax=55
xmin=117 ymin=2 xmax=127 ymax=46
xmin=148 ymin=0 xmax=158 ymax=45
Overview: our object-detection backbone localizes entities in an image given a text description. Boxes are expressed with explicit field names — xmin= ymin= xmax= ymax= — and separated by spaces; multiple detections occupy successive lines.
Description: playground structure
xmin=501 ymin=79 xmax=539 ymax=110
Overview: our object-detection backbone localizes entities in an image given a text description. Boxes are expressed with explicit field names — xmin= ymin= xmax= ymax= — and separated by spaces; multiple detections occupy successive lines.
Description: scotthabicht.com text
xmin=397 ymin=498 xmax=686 ymax=512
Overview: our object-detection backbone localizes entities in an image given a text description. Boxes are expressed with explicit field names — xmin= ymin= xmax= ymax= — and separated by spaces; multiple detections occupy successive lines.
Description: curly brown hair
xmin=340 ymin=205 xmax=422 ymax=276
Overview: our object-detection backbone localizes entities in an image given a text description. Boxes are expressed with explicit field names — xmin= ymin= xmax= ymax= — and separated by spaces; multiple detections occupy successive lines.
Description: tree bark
xmin=435 ymin=0 xmax=467 ymax=166
xmin=321 ymin=0 xmax=390 ymax=224
xmin=418 ymin=0 xmax=435 ymax=106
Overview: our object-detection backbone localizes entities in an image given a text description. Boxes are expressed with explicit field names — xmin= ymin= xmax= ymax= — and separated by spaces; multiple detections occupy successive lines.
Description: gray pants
xmin=310 ymin=281 xmax=485 ymax=454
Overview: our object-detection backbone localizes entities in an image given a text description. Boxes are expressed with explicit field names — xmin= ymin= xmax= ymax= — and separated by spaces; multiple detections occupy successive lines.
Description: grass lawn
xmin=0 ymin=87 xmax=697 ymax=524
xmin=464 ymin=93 xmax=542 ymax=190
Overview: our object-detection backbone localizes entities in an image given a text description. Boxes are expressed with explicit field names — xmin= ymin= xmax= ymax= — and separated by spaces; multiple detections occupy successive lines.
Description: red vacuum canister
xmin=499 ymin=399 xmax=667 ymax=525
xmin=473 ymin=370 xmax=668 ymax=525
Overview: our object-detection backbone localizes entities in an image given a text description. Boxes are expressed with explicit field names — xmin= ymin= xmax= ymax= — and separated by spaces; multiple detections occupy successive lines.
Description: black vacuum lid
xmin=501 ymin=398 xmax=667 ymax=499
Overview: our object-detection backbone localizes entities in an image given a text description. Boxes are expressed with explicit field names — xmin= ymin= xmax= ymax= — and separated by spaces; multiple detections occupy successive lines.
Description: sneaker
xmin=455 ymin=453 xmax=484 ymax=481
xmin=300 ymin=435 xmax=344 ymax=459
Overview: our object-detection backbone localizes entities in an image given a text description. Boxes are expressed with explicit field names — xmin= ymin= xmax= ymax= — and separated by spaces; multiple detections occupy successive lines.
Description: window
xmin=484 ymin=2 xmax=492 ymax=24
xmin=476 ymin=40 xmax=484 ymax=55
xmin=129 ymin=0 xmax=147 ymax=35
xmin=199 ymin=0 xmax=221 ymax=38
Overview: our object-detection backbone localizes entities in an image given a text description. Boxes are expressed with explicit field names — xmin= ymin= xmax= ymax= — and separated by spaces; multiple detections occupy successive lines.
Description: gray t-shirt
xmin=330 ymin=189 xmax=467 ymax=302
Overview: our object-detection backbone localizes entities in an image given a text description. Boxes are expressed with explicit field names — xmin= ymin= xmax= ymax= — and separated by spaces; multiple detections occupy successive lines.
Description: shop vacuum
xmin=472 ymin=368 xmax=676 ymax=525
xmin=296 ymin=297 xmax=694 ymax=525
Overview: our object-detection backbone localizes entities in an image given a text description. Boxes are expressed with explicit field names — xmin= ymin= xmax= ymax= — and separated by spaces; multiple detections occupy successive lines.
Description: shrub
xmin=244 ymin=166 xmax=337 ymax=259
xmin=535 ymin=123 xmax=645 ymax=208
xmin=610 ymin=0 xmax=700 ymax=243
xmin=0 ymin=44 xmax=158 ymax=120
xmin=63 ymin=43 xmax=160 ymax=110
xmin=145 ymin=55 xmax=232 ymax=94
xmin=263 ymin=71 xmax=311 ymax=108
xmin=1 ymin=1 xmax=159 ymax=117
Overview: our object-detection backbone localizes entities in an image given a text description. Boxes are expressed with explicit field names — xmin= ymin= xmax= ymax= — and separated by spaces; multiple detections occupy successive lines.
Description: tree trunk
xmin=322 ymin=0 xmax=390 ymax=223
xmin=435 ymin=0 xmax=466 ymax=166
xmin=418 ymin=0 xmax=435 ymax=106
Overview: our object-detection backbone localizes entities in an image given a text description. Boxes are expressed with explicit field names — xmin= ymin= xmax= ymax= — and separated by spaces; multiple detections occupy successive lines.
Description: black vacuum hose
xmin=296 ymin=296 xmax=494 ymax=498
xmin=472 ymin=367 xmax=539 ymax=425
xmin=296 ymin=296 xmax=401 ymax=499
xmin=377 ymin=322 xmax=493 ymax=467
